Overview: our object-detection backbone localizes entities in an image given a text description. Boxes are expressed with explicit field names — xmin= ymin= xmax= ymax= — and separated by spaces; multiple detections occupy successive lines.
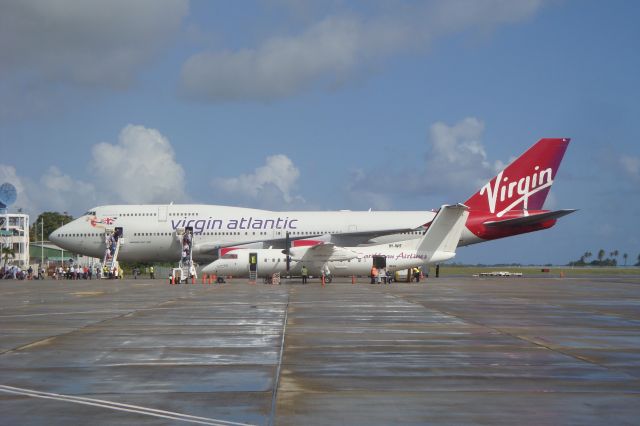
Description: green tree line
xmin=569 ymin=250 xmax=640 ymax=266
xmin=29 ymin=212 xmax=74 ymax=242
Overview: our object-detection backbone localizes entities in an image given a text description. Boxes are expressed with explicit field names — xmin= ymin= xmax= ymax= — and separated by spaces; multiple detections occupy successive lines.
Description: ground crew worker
xmin=301 ymin=265 xmax=308 ymax=284
xmin=150 ymin=265 xmax=155 ymax=279
xmin=413 ymin=267 xmax=421 ymax=283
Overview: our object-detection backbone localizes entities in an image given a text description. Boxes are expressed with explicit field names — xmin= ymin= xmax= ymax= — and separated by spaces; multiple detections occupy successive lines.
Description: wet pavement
xmin=0 ymin=276 xmax=639 ymax=425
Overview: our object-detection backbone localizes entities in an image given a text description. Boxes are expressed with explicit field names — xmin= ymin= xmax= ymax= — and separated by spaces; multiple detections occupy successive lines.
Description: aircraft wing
xmin=483 ymin=209 xmax=577 ymax=228
xmin=192 ymin=226 xmax=422 ymax=256
xmin=289 ymin=243 xmax=359 ymax=262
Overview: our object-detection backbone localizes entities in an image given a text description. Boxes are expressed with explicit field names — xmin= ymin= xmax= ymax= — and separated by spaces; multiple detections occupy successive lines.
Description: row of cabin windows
xmin=112 ymin=212 xmax=199 ymax=217
xmin=264 ymin=257 xmax=364 ymax=263
xmin=59 ymin=230 xmax=421 ymax=238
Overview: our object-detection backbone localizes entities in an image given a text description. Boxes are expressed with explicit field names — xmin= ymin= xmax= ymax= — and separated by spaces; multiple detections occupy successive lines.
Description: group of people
xmin=369 ymin=266 xmax=424 ymax=283
xmin=181 ymin=230 xmax=193 ymax=265
xmin=53 ymin=265 xmax=100 ymax=280
xmin=1 ymin=265 xmax=40 ymax=279
xmin=370 ymin=266 xmax=393 ymax=284
xmin=104 ymin=229 xmax=122 ymax=261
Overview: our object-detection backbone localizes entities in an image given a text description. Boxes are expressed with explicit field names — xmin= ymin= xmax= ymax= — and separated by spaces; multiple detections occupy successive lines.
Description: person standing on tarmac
xmin=150 ymin=265 xmax=155 ymax=279
xmin=370 ymin=265 xmax=378 ymax=284
xmin=301 ymin=265 xmax=308 ymax=284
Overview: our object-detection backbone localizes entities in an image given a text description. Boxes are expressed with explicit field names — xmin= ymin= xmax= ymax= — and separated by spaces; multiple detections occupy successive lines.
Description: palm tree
xmin=1 ymin=246 xmax=15 ymax=267
xmin=584 ymin=251 xmax=592 ymax=263
xmin=597 ymin=249 xmax=605 ymax=263
xmin=623 ymin=253 xmax=628 ymax=266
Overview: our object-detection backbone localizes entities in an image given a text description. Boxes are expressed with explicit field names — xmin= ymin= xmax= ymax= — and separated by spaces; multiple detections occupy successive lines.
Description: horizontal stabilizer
xmin=484 ymin=209 xmax=577 ymax=228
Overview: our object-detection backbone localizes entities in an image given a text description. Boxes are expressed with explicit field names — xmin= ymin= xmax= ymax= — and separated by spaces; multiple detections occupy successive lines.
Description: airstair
xmin=172 ymin=227 xmax=196 ymax=284
xmin=102 ymin=228 xmax=123 ymax=278
xmin=249 ymin=270 xmax=258 ymax=283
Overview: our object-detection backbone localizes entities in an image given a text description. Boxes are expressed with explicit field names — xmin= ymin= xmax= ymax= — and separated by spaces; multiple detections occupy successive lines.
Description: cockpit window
xmin=84 ymin=211 xmax=96 ymax=216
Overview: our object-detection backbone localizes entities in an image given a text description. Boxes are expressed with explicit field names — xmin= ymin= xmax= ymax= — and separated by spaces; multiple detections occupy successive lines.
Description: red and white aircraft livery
xmin=50 ymin=138 xmax=574 ymax=263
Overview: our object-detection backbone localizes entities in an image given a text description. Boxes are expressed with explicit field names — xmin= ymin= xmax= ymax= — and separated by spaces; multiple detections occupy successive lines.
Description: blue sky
xmin=1 ymin=0 xmax=639 ymax=265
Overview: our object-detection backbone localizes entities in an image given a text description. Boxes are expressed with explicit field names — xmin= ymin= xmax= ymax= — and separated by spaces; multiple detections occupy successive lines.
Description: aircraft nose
xmin=49 ymin=223 xmax=71 ymax=247
xmin=202 ymin=262 xmax=217 ymax=274
xmin=49 ymin=228 xmax=61 ymax=244
xmin=203 ymin=261 xmax=226 ymax=274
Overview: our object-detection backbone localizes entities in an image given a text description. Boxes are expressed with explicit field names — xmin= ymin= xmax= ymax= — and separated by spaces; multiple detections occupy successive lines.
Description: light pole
xmin=60 ymin=221 xmax=64 ymax=268
xmin=41 ymin=218 xmax=44 ymax=266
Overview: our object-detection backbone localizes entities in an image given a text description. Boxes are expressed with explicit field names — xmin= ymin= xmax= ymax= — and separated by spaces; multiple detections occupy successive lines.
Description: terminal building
xmin=1 ymin=213 xmax=30 ymax=268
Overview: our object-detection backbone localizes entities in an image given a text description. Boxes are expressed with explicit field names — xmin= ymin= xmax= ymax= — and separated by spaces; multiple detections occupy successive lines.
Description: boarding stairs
xmin=249 ymin=270 xmax=258 ymax=283
xmin=101 ymin=230 xmax=122 ymax=278
xmin=172 ymin=228 xmax=196 ymax=283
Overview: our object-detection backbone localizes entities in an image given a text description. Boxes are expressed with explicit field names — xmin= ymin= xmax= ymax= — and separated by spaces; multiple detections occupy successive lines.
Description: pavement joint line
xmin=269 ymin=292 xmax=290 ymax=426
xmin=378 ymin=287 xmax=640 ymax=381
xmin=0 ymin=296 xmax=186 ymax=357
xmin=0 ymin=385 xmax=254 ymax=426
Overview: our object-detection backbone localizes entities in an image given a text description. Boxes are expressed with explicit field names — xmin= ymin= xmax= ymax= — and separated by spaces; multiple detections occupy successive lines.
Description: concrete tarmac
xmin=0 ymin=276 xmax=639 ymax=425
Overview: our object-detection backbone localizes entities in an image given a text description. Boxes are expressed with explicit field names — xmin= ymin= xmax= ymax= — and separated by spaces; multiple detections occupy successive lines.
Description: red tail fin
xmin=464 ymin=138 xmax=570 ymax=217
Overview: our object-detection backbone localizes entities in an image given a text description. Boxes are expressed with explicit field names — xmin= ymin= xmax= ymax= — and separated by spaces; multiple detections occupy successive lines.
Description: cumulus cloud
xmin=346 ymin=117 xmax=505 ymax=206
xmin=0 ymin=164 xmax=35 ymax=213
xmin=212 ymin=155 xmax=303 ymax=207
xmin=180 ymin=0 xmax=543 ymax=101
xmin=90 ymin=125 xmax=187 ymax=204
xmin=38 ymin=166 xmax=97 ymax=212
xmin=423 ymin=117 xmax=500 ymax=193
xmin=0 ymin=164 xmax=95 ymax=217
xmin=0 ymin=125 xmax=187 ymax=216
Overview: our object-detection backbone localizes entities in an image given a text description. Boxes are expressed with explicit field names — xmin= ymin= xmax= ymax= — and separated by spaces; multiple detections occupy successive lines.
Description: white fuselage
xmin=50 ymin=204 xmax=478 ymax=263
xmin=203 ymin=239 xmax=454 ymax=279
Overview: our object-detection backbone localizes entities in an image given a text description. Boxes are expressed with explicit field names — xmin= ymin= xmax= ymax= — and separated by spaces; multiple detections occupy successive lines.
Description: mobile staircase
xmin=172 ymin=227 xmax=196 ymax=284
xmin=101 ymin=228 xmax=123 ymax=278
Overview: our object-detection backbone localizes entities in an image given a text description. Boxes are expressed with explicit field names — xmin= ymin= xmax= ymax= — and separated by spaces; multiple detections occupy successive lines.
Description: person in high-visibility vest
xmin=413 ymin=267 xmax=421 ymax=283
xmin=149 ymin=265 xmax=155 ymax=279
xmin=301 ymin=265 xmax=308 ymax=284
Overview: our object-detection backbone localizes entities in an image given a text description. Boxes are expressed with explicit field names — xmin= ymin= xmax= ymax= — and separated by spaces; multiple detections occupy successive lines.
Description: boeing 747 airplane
xmin=50 ymin=138 xmax=575 ymax=264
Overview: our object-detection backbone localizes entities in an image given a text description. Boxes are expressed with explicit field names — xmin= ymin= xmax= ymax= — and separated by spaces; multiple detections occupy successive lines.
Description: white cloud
xmin=0 ymin=0 xmax=188 ymax=88
xmin=0 ymin=0 xmax=188 ymax=119
xmin=0 ymin=164 xmax=95 ymax=217
xmin=90 ymin=125 xmax=187 ymax=204
xmin=346 ymin=117 xmax=506 ymax=205
xmin=423 ymin=117 xmax=497 ymax=193
xmin=181 ymin=16 xmax=363 ymax=101
xmin=0 ymin=164 xmax=35 ymax=214
xmin=180 ymin=0 xmax=544 ymax=101
xmin=1 ymin=125 xmax=187 ymax=217
xmin=38 ymin=166 xmax=96 ymax=212
xmin=212 ymin=155 xmax=303 ymax=207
